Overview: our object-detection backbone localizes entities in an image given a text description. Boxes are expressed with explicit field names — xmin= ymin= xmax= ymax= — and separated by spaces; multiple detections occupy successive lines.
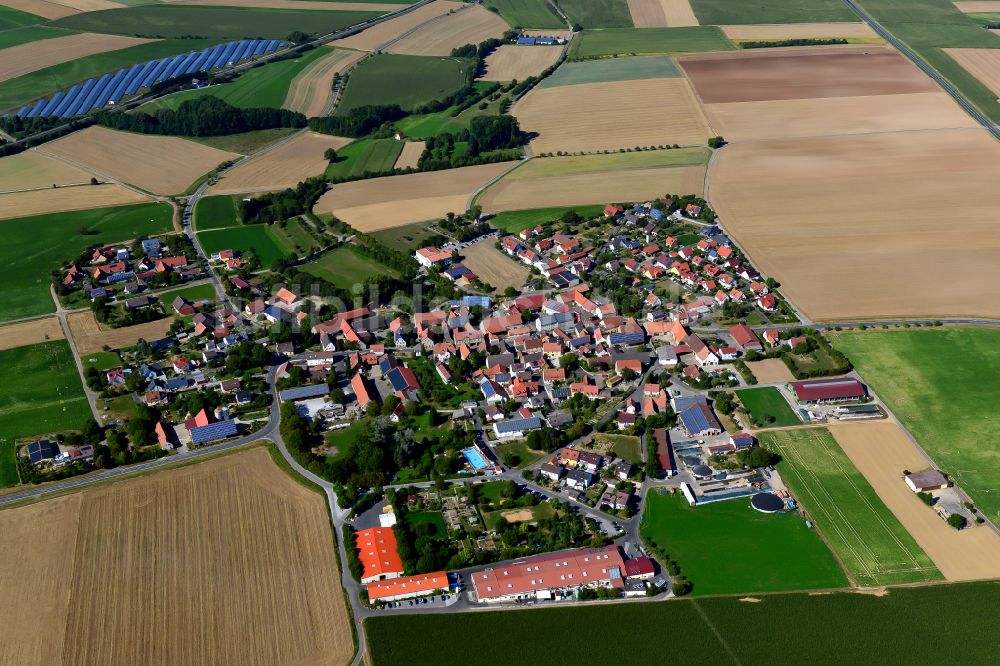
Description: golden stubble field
xmin=40 ymin=127 xmax=239 ymax=196
xmin=0 ymin=184 xmax=148 ymax=220
xmin=461 ymin=241 xmax=530 ymax=291
xmin=394 ymin=140 xmax=425 ymax=169
xmin=0 ymin=0 xmax=122 ymax=19
xmin=208 ymin=132 xmax=352 ymax=195
xmin=746 ymin=358 xmax=795 ymax=384
xmin=0 ymin=448 xmax=353 ymax=666
xmin=480 ymin=45 xmax=562 ymax=81
xmin=283 ymin=48 xmax=364 ymax=117
xmin=513 ymin=77 xmax=713 ymax=153
xmin=626 ymin=0 xmax=698 ymax=27
xmin=0 ymin=150 xmax=95 ymax=193
xmin=67 ymin=310 xmax=176 ymax=354
xmin=943 ymin=48 xmax=1000 ymax=97
xmin=0 ymin=33 xmax=155 ymax=83
xmin=334 ymin=0 xmax=461 ymax=51
xmin=0 ymin=316 xmax=64 ymax=352
xmin=386 ymin=4 xmax=508 ymax=56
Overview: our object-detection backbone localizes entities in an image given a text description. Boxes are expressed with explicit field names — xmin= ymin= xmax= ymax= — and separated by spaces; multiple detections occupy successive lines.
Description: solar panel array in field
xmin=17 ymin=39 xmax=287 ymax=119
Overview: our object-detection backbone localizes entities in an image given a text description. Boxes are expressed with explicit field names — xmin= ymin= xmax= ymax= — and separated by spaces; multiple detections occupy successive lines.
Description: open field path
xmin=49 ymin=284 xmax=100 ymax=422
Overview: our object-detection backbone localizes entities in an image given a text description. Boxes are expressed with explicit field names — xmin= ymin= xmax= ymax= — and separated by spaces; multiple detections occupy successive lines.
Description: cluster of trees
xmin=224 ymin=341 xmax=270 ymax=374
xmin=0 ymin=115 xmax=94 ymax=140
xmin=742 ymin=38 xmax=847 ymax=49
xmin=96 ymin=96 xmax=306 ymax=137
xmin=309 ymin=104 xmax=407 ymax=138
xmin=642 ymin=526 xmax=694 ymax=596
xmin=239 ymin=175 xmax=328 ymax=224
xmin=658 ymin=192 xmax=717 ymax=222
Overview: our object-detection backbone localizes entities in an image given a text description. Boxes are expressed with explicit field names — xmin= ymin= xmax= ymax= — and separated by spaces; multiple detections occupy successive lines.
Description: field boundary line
xmin=468 ymin=156 xmax=532 ymax=209
xmin=690 ymin=599 xmax=742 ymax=665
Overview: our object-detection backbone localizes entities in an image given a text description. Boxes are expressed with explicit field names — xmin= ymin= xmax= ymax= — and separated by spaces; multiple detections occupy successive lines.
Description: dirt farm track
xmin=0 ymin=448 xmax=353 ymax=666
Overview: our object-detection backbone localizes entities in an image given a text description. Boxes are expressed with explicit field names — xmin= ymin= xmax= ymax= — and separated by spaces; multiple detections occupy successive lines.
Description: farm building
xmin=790 ymin=378 xmax=866 ymax=404
xmin=414 ymin=246 xmax=452 ymax=268
xmin=653 ymin=429 xmax=676 ymax=476
xmin=493 ymin=416 xmax=543 ymax=439
xmin=356 ymin=527 xmax=404 ymax=584
xmin=278 ymin=384 xmax=330 ymax=402
xmin=678 ymin=401 xmax=722 ymax=438
xmin=470 ymin=546 xmax=628 ymax=603
xmin=905 ymin=470 xmax=949 ymax=493
xmin=367 ymin=571 xmax=449 ymax=603
xmin=729 ymin=324 xmax=763 ymax=351
xmin=189 ymin=420 xmax=239 ymax=445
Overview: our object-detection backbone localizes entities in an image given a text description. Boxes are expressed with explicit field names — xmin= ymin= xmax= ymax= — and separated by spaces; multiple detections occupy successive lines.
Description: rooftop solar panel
xmin=190 ymin=420 xmax=239 ymax=444
xmin=50 ymin=84 xmax=81 ymax=117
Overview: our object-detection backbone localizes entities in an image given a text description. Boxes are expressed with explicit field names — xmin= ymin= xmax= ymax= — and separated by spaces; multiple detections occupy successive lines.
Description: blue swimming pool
xmin=463 ymin=447 xmax=488 ymax=470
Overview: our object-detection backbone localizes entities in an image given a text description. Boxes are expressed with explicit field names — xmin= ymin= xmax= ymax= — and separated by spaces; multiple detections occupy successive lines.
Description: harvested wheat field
xmin=315 ymin=161 xmax=515 ymax=230
xmin=0 ymin=316 xmax=64 ymax=352
xmin=953 ymin=1 xmax=1000 ymax=10
xmin=720 ymin=23 xmax=877 ymax=40
xmin=68 ymin=310 xmax=175 ymax=354
xmin=514 ymin=77 xmax=712 ymax=153
xmin=388 ymin=4 xmax=508 ymax=56
xmin=944 ymin=48 xmax=1000 ymax=97
xmin=480 ymin=44 xmax=562 ymax=81
xmin=0 ymin=33 xmax=155 ymax=84
xmin=0 ymin=184 xmax=147 ymax=220
xmin=0 ymin=150 xmax=95 ymax=193
xmin=0 ymin=0 xmax=121 ymax=18
xmin=830 ymin=422 xmax=1000 ymax=581
xmin=335 ymin=0 xmax=461 ymax=51
xmin=746 ymin=359 xmax=795 ymax=385
xmin=208 ymin=132 xmax=351 ymax=195
xmin=627 ymin=0 xmax=698 ymax=27
xmin=704 ymin=92 xmax=978 ymax=141
xmin=163 ymin=0 xmax=400 ymax=9
xmin=394 ymin=140 xmax=425 ymax=169
xmin=709 ymin=128 xmax=1000 ymax=320
xmin=284 ymin=48 xmax=363 ymax=117
xmin=679 ymin=45 xmax=937 ymax=104
xmin=40 ymin=127 xmax=238 ymax=196
xmin=0 ymin=447 xmax=353 ymax=665
xmin=462 ymin=240 xmax=530 ymax=290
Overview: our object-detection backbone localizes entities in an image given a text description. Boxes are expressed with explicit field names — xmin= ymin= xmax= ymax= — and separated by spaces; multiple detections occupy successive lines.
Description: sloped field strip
xmin=627 ymin=0 xmax=698 ymax=28
xmin=386 ymin=4 xmax=509 ymax=56
xmin=208 ymin=132 xmax=352 ymax=195
xmin=334 ymin=0 xmax=461 ymax=51
xmin=480 ymin=44 xmax=562 ymax=81
xmin=720 ymin=22 xmax=877 ymax=40
xmin=283 ymin=47 xmax=364 ymax=116
xmin=539 ymin=54 xmax=680 ymax=87
xmin=0 ymin=150 xmax=95 ymax=193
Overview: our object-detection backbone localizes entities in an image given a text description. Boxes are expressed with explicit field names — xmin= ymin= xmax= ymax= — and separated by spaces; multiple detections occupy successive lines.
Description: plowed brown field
xmin=461 ymin=241 xmax=530 ymax=290
xmin=943 ymin=48 xmax=1000 ymax=97
xmin=387 ymin=4 xmax=508 ymax=56
xmin=67 ymin=310 xmax=175 ymax=354
xmin=0 ymin=150 xmax=95 ymax=193
xmin=335 ymin=0 xmax=461 ymax=51
xmin=208 ymin=132 xmax=351 ymax=195
xmin=0 ymin=316 xmax=64 ymax=351
xmin=480 ymin=44 xmax=561 ymax=81
xmin=627 ymin=0 xmax=698 ymax=27
xmin=283 ymin=48 xmax=363 ymax=117
xmin=394 ymin=140 xmax=425 ymax=169
xmin=513 ymin=77 xmax=712 ymax=153
xmin=0 ymin=184 xmax=147 ymax=220
xmin=0 ymin=33 xmax=155 ymax=83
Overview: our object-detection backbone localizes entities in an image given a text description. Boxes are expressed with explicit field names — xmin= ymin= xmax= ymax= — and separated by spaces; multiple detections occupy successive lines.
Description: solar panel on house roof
xmin=279 ymin=384 xmax=331 ymax=402
xmin=190 ymin=420 xmax=239 ymax=444
xmin=495 ymin=417 xmax=542 ymax=434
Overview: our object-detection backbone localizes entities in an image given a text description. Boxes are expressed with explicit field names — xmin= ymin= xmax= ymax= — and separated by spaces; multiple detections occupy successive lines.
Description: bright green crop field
xmin=197 ymin=224 xmax=289 ymax=267
xmin=483 ymin=0 xmax=564 ymax=29
xmin=830 ymin=328 xmax=1000 ymax=520
xmin=336 ymin=54 xmax=473 ymax=114
xmin=326 ymin=138 xmax=404 ymax=179
xmin=0 ymin=25 xmax=77 ymax=50
xmin=194 ymin=194 xmax=241 ymax=231
xmin=540 ymin=55 xmax=680 ymax=87
xmin=689 ymin=0 xmax=856 ymax=24
xmin=736 ymin=387 xmax=800 ymax=427
xmin=558 ymin=0 xmax=632 ymax=28
xmin=569 ymin=26 xmax=734 ymax=59
xmin=300 ymin=245 xmax=398 ymax=288
xmin=0 ymin=5 xmax=43 ymax=31
xmin=762 ymin=428 xmax=941 ymax=586
xmin=488 ymin=204 xmax=604 ymax=232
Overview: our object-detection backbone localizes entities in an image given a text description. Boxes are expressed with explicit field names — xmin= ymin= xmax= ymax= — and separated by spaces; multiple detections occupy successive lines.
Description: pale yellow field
xmin=314 ymin=161 xmax=515 ymax=230
xmin=208 ymin=132 xmax=351 ymax=195
xmin=709 ymin=128 xmax=1000 ymax=320
xmin=627 ymin=0 xmax=698 ymax=27
xmin=163 ymin=0 xmax=400 ymax=9
xmin=513 ymin=78 xmax=713 ymax=153
xmin=387 ymin=4 xmax=508 ymax=55
xmin=283 ymin=48 xmax=364 ymax=117
xmin=953 ymin=1 xmax=1000 ymax=11
xmin=0 ymin=184 xmax=147 ymax=220
xmin=746 ymin=359 xmax=795 ymax=384
xmin=0 ymin=33 xmax=155 ymax=83
xmin=830 ymin=422 xmax=1000 ymax=582
xmin=394 ymin=140 xmax=425 ymax=169
xmin=68 ymin=310 xmax=176 ymax=355
xmin=704 ymin=92 xmax=978 ymax=141
xmin=480 ymin=44 xmax=562 ymax=81
xmin=461 ymin=240 xmax=530 ymax=290
xmin=0 ymin=150 xmax=95 ymax=193
xmin=944 ymin=48 xmax=1000 ymax=97
xmin=0 ymin=448 xmax=354 ymax=666
xmin=720 ymin=23 xmax=877 ymax=40
xmin=0 ymin=316 xmax=64 ymax=352
xmin=40 ymin=127 xmax=238 ymax=196
xmin=335 ymin=0 xmax=462 ymax=51
xmin=0 ymin=0 xmax=121 ymax=18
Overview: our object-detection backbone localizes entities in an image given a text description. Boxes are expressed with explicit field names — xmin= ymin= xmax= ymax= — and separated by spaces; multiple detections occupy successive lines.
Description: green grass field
xmin=830 ymin=328 xmax=1000 ymax=520
xmin=158 ymin=282 xmax=217 ymax=304
xmin=641 ymin=490 xmax=847 ymax=595
xmin=81 ymin=351 xmax=122 ymax=371
xmin=488 ymin=204 xmax=604 ymax=232
xmin=299 ymin=245 xmax=397 ymax=288
xmin=194 ymin=194 xmax=241 ymax=231
xmin=141 ymin=46 xmax=333 ymax=111
xmin=53 ymin=5 xmax=382 ymax=40
xmin=0 ymin=25 xmax=77 ymax=50
xmin=336 ymin=54 xmax=473 ymax=114
xmin=0 ymin=5 xmax=43 ymax=31
xmin=559 ymin=0 xmax=632 ymax=28
xmin=492 ymin=439 xmax=547 ymax=468
xmin=369 ymin=222 xmax=439 ymax=252
xmin=735 ymin=387 xmax=800 ymax=427
xmin=0 ymin=441 xmax=17 ymax=487
xmin=0 ymin=38 xmax=214 ymax=114
xmin=501 ymin=147 xmax=710 ymax=180
xmin=761 ymin=428 xmax=941 ymax=586
xmin=0 ymin=341 xmax=91 ymax=478
xmin=367 ymin=581 xmax=1000 ymax=664
xmin=408 ymin=511 xmax=447 ymax=537
xmin=570 ymin=26 xmax=734 ymax=59
xmin=271 ymin=218 xmax=323 ymax=255
xmin=197 ymin=224 xmax=289 ymax=267
xmin=326 ymin=138 xmax=405 ymax=179
xmin=0 ymin=202 xmax=173 ymax=322
xmin=540 ymin=55 xmax=679 ymax=87
xmin=690 ymin=0 xmax=856 ymax=24
xmin=483 ymin=0 xmax=564 ymax=29
xmin=593 ymin=433 xmax=642 ymax=463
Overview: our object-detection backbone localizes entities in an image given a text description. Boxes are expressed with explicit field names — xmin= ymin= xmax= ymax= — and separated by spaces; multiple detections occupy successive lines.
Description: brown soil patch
xmin=67 ymin=310 xmax=175 ymax=355
xmin=315 ymin=161 xmax=514 ymax=230
xmin=0 ymin=448 xmax=353 ymax=665
xmin=679 ymin=45 xmax=937 ymax=104
xmin=40 ymin=127 xmax=238 ymax=196
xmin=0 ymin=33 xmax=155 ymax=84
xmin=709 ymin=129 xmax=1000 ymax=320
xmin=514 ymin=77 xmax=712 ymax=153
xmin=461 ymin=240 xmax=530 ymax=290
xmin=0 ymin=0 xmax=121 ymax=18
xmin=704 ymin=92 xmax=977 ymax=141
xmin=394 ymin=140 xmax=425 ymax=169
xmin=208 ymin=132 xmax=351 ymax=195
xmin=0 ymin=150 xmax=94 ymax=193
xmin=721 ymin=23 xmax=877 ymax=40
xmin=829 ymin=421 xmax=1000 ymax=581
xmin=283 ymin=48 xmax=363 ymax=117
xmin=0 ymin=184 xmax=147 ymax=220
xmin=387 ymin=4 xmax=508 ymax=56
xmin=944 ymin=48 xmax=1000 ymax=97
xmin=335 ymin=0 xmax=462 ymax=51
xmin=164 ymin=0 xmax=399 ymax=9
xmin=0 ymin=316 xmax=64 ymax=351
xmin=480 ymin=44 xmax=562 ymax=81
xmin=953 ymin=1 xmax=1000 ymax=10
xmin=627 ymin=0 xmax=698 ymax=27
xmin=501 ymin=508 xmax=535 ymax=523
xmin=746 ymin=359 xmax=795 ymax=384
